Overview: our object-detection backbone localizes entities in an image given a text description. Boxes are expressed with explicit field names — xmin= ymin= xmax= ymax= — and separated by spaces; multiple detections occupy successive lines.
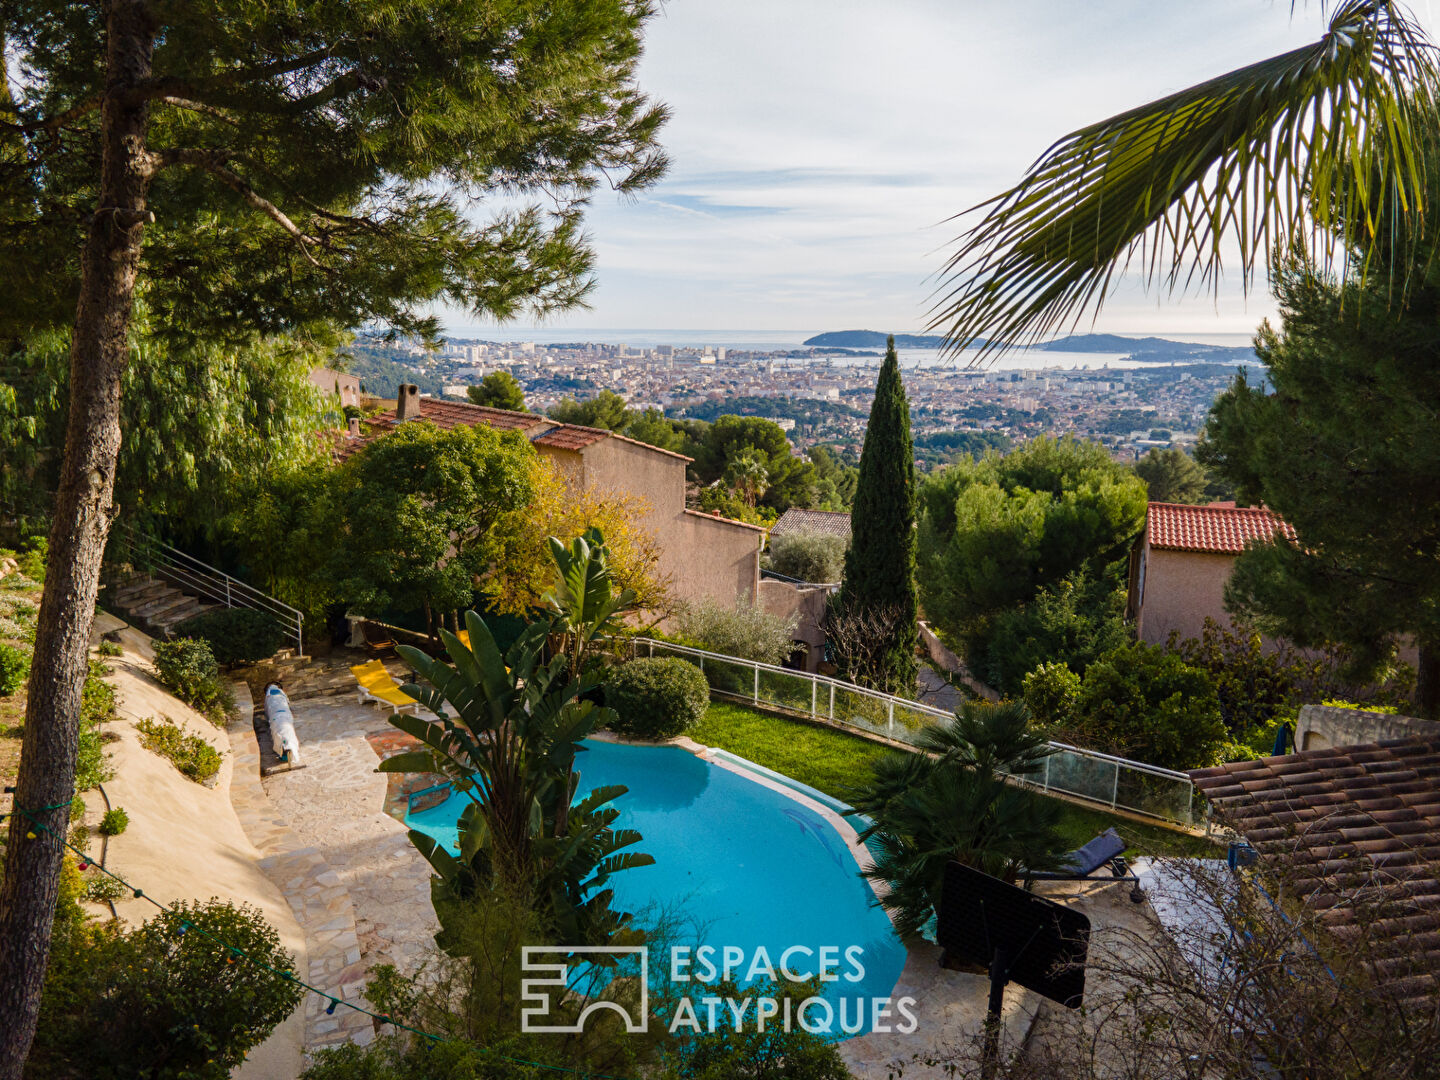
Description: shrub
xmin=173 ymin=607 xmax=284 ymax=666
xmin=152 ymin=637 xmax=233 ymax=721
xmin=32 ymin=899 xmax=303 ymax=1079
xmin=18 ymin=536 xmax=47 ymax=582
xmin=0 ymin=642 xmax=29 ymax=695
xmin=69 ymin=795 xmax=86 ymax=822
xmin=75 ymin=661 xmax=117 ymax=791
xmin=81 ymin=871 xmax=126 ymax=904
xmin=1069 ymin=641 xmax=1229 ymax=771
xmin=1022 ymin=661 xmax=1082 ymax=729
xmin=100 ymin=807 xmax=129 ymax=836
xmin=607 ymin=658 xmax=710 ymax=739
xmin=974 ymin=569 xmax=1130 ymax=696
xmin=96 ymin=639 xmax=123 ymax=657
xmin=673 ymin=598 xmax=796 ymax=665
xmin=69 ymin=824 xmax=91 ymax=853
xmin=765 ymin=531 xmax=847 ymax=583
xmin=135 ymin=716 xmax=223 ymax=784
xmin=661 ymin=978 xmax=852 ymax=1080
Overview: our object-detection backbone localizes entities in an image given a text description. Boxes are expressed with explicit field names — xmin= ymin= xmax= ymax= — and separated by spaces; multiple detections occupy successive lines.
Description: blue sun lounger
xmin=1024 ymin=828 xmax=1146 ymax=902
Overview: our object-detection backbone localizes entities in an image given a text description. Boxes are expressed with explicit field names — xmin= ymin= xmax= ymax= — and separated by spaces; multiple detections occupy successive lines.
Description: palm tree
xmin=933 ymin=1 xmax=1438 ymax=355
xmin=381 ymin=614 xmax=653 ymax=949
xmin=849 ymin=701 xmax=1068 ymax=937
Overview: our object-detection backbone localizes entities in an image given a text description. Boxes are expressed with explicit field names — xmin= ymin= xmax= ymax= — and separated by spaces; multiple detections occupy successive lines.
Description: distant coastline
xmin=804 ymin=329 xmax=1255 ymax=364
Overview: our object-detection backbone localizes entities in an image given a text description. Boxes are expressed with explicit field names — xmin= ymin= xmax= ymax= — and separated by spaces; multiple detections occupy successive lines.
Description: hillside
xmin=336 ymin=342 xmax=447 ymax=397
xmin=805 ymin=329 xmax=1256 ymax=365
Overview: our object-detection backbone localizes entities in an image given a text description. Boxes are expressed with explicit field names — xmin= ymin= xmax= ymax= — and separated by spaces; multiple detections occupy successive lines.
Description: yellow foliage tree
xmin=483 ymin=457 xmax=672 ymax=617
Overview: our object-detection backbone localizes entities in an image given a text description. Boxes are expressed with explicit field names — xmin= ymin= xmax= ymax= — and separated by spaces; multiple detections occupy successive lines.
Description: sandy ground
xmin=88 ymin=624 xmax=307 ymax=1080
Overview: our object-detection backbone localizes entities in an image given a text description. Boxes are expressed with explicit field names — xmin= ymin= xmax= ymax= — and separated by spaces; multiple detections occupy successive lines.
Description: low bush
xmin=96 ymin=639 xmax=123 ymax=657
xmin=32 ymin=899 xmax=303 ymax=1079
xmin=100 ymin=807 xmax=129 ymax=836
xmin=69 ymin=795 xmax=86 ymax=822
xmin=152 ymin=637 xmax=233 ymax=722
xmin=1068 ymin=642 xmax=1229 ymax=771
xmin=18 ymin=536 xmax=46 ymax=582
xmin=81 ymin=871 xmax=126 ymax=905
xmin=69 ymin=824 xmax=91 ymax=853
xmin=1021 ymin=661 xmax=1082 ymax=729
xmin=0 ymin=642 xmax=29 ymax=695
xmin=173 ymin=608 xmax=284 ymax=666
xmin=135 ymin=716 xmax=223 ymax=784
xmin=75 ymin=660 xmax=117 ymax=791
xmin=607 ymin=658 xmax=710 ymax=739
xmin=673 ymin=598 xmax=797 ymax=665
xmin=765 ymin=531 xmax=847 ymax=584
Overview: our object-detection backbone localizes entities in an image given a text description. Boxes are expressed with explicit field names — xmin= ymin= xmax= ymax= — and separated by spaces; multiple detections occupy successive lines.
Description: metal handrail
xmin=625 ymin=635 xmax=1196 ymax=825
xmin=106 ymin=522 xmax=304 ymax=655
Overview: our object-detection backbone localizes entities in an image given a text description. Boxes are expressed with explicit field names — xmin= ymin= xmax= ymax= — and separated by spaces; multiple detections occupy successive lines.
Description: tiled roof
xmin=1190 ymin=736 xmax=1440 ymax=1003
xmin=1147 ymin=501 xmax=1295 ymax=554
xmin=380 ymin=399 xmax=546 ymax=433
xmin=769 ymin=507 xmax=852 ymax=539
xmin=532 ymin=424 xmax=611 ymax=451
xmin=683 ymin=507 xmax=769 ymax=534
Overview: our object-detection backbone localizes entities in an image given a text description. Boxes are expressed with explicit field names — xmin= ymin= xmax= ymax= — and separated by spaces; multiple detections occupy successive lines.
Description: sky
xmin=446 ymin=0 xmax=1440 ymax=339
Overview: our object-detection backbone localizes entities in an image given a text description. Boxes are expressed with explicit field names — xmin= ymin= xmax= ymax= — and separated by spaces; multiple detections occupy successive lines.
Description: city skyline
xmin=442 ymin=0 xmax=1440 ymax=338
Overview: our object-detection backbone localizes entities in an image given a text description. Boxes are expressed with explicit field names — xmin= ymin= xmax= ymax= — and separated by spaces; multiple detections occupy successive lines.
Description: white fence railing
xmin=106 ymin=522 xmax=305 ymax=655
xmin=625 ymin=637 xmax=1196 ymax=826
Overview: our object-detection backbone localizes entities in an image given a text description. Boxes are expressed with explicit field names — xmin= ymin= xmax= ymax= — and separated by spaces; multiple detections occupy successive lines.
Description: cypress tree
xmin=837 ymin=336 xmax=918 ymax=692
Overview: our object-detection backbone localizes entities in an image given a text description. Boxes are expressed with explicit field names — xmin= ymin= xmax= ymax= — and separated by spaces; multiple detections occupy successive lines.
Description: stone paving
xmin=227 ymin=685 xmax=439 ymax=1052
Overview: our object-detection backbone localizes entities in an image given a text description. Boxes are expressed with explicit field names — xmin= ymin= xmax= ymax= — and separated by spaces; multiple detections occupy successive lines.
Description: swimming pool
xmin=405 ymin=738 xmax=908 ymax=1036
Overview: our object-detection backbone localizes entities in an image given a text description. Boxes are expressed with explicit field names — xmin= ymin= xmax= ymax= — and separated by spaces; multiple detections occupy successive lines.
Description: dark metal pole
xmin=981 ymin=946 xmax=1010 ymax=1080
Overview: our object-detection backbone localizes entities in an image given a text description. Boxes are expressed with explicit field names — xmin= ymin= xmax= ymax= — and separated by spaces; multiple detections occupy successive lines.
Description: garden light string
xmin=2 ymin=797 xmax=640 ymax=1080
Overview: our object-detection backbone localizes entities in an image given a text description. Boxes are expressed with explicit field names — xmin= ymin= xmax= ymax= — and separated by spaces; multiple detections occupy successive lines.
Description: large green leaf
xmin=932 ymin=0 xmax=1438 ymax=358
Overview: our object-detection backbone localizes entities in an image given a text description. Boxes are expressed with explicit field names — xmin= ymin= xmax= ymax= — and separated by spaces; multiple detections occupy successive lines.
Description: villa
xmin=341 ymin=385 xmax=766 ymax=614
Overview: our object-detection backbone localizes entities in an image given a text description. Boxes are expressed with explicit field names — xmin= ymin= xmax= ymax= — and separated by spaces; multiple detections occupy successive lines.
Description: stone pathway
xmin=255 ymin=697 xmax=439 ymax=978
xmin=227 ymin=685 xmax=441 ymax=1052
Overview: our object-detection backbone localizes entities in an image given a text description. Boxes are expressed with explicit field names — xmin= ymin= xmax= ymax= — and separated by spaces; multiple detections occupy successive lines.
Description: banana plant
xmin=543 ymin=527 xmax=637 ymax=684
xmin=379 ymin=610 xmax=652 ymax=948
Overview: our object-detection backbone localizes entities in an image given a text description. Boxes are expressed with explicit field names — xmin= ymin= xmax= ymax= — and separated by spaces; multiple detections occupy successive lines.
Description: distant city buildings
xmin=359 ymin=334 xmax=1238 ymax=464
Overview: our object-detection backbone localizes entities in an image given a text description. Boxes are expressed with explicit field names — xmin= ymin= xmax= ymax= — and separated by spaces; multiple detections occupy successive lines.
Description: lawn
xmin=689 ymin=701 xmax=1215 ymax=858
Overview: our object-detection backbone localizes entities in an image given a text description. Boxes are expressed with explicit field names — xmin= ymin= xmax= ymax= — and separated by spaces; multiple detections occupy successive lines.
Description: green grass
xmin=689 ymin=701 xmax=1215 ymax=858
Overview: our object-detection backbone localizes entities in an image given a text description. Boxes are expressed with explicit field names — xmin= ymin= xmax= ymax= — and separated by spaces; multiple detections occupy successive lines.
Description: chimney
xmin=396 ymin=383 xmax=420 ymax=421
xmin=347 ymin=417 xmax=361 ymax=437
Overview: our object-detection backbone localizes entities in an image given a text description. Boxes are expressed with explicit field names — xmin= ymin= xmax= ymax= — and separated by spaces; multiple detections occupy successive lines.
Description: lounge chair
xmin=351 ymin=660 xmax=422 ymax=716
xmin=1023 ymin=828 xmax=1146 ymax=902
xmin=360 ymin=620 xmax=396 ymax=656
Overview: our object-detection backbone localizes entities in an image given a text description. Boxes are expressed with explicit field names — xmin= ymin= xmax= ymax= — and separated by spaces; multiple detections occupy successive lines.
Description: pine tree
xmin=835 ymin=336 xmax=917 ymax=693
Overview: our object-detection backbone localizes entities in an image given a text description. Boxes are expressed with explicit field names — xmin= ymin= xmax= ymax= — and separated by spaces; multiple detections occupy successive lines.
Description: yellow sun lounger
xmin=350 ymin=660 xmax=423 ymax=716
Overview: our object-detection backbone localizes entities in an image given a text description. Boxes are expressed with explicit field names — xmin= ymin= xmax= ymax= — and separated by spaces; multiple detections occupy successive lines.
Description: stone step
xmin=112 ymin=576 xmax=169 ymax=606
xmin=130 ymin=588 xmax=191 ymax=620
xmin=153 ymin=599 xmax=216 ymax=630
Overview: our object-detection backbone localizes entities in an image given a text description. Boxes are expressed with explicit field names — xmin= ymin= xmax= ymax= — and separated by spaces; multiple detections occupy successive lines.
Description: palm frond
xmin=932 ymin=0 xmax=1437 ymax=359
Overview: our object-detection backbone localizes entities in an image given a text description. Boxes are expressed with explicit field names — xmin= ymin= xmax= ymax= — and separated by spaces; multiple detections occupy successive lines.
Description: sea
xmin=442 ymin=326 xmax=1258 ymax=373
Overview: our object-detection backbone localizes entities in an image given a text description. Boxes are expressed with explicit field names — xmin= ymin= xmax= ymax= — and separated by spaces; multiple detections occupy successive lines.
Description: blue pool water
xmin=406 ymin=739 xmax=907 ymax=1036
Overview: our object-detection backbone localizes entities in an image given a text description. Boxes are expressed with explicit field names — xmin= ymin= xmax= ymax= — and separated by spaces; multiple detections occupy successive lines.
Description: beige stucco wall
xmin=537 ymin=436 xmax=761 ymax=612
xmin=1135 ymin=544 xmax=1237 ymax=645
xmin=759 ymin=579 xmax=829 ymax=671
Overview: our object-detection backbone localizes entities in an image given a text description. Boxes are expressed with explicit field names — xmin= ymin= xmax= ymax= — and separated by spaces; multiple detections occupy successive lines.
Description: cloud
xmin=444 ymin=0 xmax=1440 ymax=335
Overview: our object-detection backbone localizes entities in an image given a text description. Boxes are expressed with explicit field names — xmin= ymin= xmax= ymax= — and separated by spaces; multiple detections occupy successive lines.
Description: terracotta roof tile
xmin=769 ymin=507 xmax=852 ymax=539
xmin=531 ymin=424 xmax=611 ymax=451
xmin=1190 ymin=734 xmax=1440 ymax=1001
xmin=1146 ymin=501 xmax=1295 ymax=554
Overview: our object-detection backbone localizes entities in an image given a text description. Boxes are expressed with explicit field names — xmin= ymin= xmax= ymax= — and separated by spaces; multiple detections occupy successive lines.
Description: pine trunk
xmin=1416 ymin=640 xmax=1439 ymax=720
xmin=0 ymin=4 xmax=153 ymax=1075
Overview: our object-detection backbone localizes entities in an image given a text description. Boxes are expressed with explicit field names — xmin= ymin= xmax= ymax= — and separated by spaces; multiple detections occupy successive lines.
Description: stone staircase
xmin=106 ymin=574 xmax=218 ymax=636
